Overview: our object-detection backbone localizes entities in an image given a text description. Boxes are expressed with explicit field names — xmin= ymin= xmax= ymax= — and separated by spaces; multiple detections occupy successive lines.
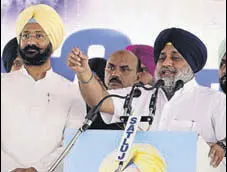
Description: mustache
xmin=109 ymin=77 xmax=122 ymax=84
xmin=160 ymin=66 xmax=177 ymax=74
xmin=23 ymin=45 xmax=41 ymax=52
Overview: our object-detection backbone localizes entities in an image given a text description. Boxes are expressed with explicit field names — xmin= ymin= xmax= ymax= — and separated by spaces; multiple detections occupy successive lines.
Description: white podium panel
xmin=197 ymin=136 xmax=226 ymax=172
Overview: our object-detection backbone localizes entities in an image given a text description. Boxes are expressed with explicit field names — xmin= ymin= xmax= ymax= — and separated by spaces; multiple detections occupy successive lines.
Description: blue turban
xmin=154 ymin=27 xmax=207 ymax=73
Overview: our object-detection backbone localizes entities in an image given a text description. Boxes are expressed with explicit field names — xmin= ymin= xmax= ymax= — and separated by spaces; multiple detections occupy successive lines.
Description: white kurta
xmin=1 ymin=68 xmax=86 ymax=172
xmin=101 ymin=79 xmax=226 ymax=143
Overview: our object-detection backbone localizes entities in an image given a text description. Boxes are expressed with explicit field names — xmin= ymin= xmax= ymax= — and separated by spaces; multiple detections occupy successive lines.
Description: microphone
xmin=133 ymin=88 xmax=142 ymax=98
xmin=123 ymin=84 xmax=142 ymax=115
xmin=148 ymin=79 xmax=165 ymax=125
xmin=174 ymin=80 xmax=184 ymax=92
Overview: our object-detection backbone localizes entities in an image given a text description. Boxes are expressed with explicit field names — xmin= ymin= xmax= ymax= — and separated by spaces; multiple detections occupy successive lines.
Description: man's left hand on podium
xmin=208 ymin=143 xmax=225 ymax=168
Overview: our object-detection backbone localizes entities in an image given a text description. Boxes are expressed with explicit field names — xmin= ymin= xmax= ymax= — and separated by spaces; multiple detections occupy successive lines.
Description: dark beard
xmin=220 ymin=75 xmax=226 ymax=94
xmin=18 ymin=43 xmax=52 ymax=66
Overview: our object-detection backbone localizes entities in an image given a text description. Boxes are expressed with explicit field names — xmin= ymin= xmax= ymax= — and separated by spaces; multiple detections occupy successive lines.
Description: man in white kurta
xmin=1 ymin=4 xmax=86 ymax=172
xmin=101 ymin=78 xmax=226 ymax=143
xmin=68 ymin=27 xmax=226 ymax=169
xmin=1 ymin=69 xmax=85 ymax=171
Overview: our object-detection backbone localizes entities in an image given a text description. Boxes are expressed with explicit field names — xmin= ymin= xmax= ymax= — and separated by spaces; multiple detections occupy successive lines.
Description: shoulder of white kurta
xmin=51 ymin=71 xmax=81 ymax=98
xmin=51 ymin=71 xmax=79 ymax=89
xmin=196 ymin=85 xmax=225 ymax=99
xmin=195 ymin=85 xmax=226 ymax=112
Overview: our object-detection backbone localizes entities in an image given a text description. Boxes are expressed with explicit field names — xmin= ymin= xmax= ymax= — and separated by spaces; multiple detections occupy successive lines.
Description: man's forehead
xmin=107 ymin=56 xmax=137 ymax=67
xmin=110 ymin=51 xmax=137 ymax=60
xmin=22 ymin=23 xmax=45 ymax=33
xmin=107 ymin=60 xmax=130 ymax=67
xmin=161 ymin=44 xmax=179 ymax=53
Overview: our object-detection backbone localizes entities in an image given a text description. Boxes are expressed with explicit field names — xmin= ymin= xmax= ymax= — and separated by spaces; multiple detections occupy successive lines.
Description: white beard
xmin=155 ymin=65 xmax=194 ymax=94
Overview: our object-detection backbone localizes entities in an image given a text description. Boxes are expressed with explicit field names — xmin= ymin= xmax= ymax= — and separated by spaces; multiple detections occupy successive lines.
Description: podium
xmin=62 ymin=129 xmax=225 ymax=172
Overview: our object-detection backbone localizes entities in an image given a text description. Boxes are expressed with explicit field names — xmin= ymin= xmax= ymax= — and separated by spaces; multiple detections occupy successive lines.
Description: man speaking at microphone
xmin=1 ymin=4 xmax=86 ymax=172
xmin=68 ymin=27 xmax=226 ymax=168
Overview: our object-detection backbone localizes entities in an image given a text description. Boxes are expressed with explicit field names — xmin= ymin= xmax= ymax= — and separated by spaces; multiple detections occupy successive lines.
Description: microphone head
xmin=174 ymin=80 xmax=184 ymax=91
xmin=133 ymin=88 xmax=142 ymax=98
xmin=153 ymin=79 xmax=164 ymax=88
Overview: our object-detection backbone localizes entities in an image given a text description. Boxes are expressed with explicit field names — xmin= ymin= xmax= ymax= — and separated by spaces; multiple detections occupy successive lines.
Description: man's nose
xmin=162 ymin=57 xmax=173 ymax=66
xmin=111 ymin=68 xmax=121 ymax=77
xmin=26 ymin=36 xmax=39 ymax=45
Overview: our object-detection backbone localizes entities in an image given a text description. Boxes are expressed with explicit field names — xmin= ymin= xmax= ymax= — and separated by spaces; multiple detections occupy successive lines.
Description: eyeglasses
xmin=20 ymin=32 xmax=48 ymax=41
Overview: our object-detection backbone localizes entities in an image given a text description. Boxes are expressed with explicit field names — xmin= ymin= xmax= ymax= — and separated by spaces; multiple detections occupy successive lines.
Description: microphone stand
xmin=48 ymin=94 xmax=126 ymax=172
xmin=48 ymin=127 xmax=84 ymax=172
xmin=115 ymin=83 xmax=143 ymax=172
xmin=123 ymin=82 xmax=143 ymax=116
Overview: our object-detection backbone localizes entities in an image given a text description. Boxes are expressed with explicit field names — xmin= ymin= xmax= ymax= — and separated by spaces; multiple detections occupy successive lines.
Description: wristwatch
xmin=217 ymin=141 xmax=226 ymax=157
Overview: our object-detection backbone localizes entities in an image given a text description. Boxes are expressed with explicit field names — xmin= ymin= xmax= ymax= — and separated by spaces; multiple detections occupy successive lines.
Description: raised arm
xmin=67 ymin=48 xmax=114 ymax=114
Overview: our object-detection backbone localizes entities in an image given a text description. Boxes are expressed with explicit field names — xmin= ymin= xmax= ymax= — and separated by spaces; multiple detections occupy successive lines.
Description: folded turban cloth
xmin=218 ymin=38 xmax=226 ymax=67
xmin=88 ymin=58 xmax=107 ymax=83
xmin=16 ymin=4 xmax=64 ymax=51
xmin=126 ymin=45 xmax=155 ymax=76
xmin=2 ymin=37 xmax=18 ymax=73
xmin=99 ymin=144 xmax=166 ymax=172
xmin=154 ymin=27 xmax=207 ymax=73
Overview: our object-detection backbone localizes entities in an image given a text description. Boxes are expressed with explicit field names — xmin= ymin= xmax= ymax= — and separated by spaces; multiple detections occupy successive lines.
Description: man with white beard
xmin=67 ymin=27 xmax=226 ymax=168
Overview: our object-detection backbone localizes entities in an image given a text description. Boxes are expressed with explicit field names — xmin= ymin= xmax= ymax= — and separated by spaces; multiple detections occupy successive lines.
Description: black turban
xmin=154 ymin=27 xmax=207 ymax=73
xmin=88 ymin=57 xmax=107 ymax=83
xmin=2 ymin=37 xmax=18 ymax=73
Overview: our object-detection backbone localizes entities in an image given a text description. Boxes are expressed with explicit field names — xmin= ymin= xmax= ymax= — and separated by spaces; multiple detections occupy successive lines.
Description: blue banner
xmin=64 ymin=129 xmax=197 ymax=172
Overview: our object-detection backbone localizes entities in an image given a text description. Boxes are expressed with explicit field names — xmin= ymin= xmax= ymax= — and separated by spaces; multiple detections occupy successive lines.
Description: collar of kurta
xmin=20 ymin=66 xmax=54 ymax=82
xmin=159 ymin=78 xmax=198 ymax=102
xmin=181 ymin=78 xmax=198 ymax=92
